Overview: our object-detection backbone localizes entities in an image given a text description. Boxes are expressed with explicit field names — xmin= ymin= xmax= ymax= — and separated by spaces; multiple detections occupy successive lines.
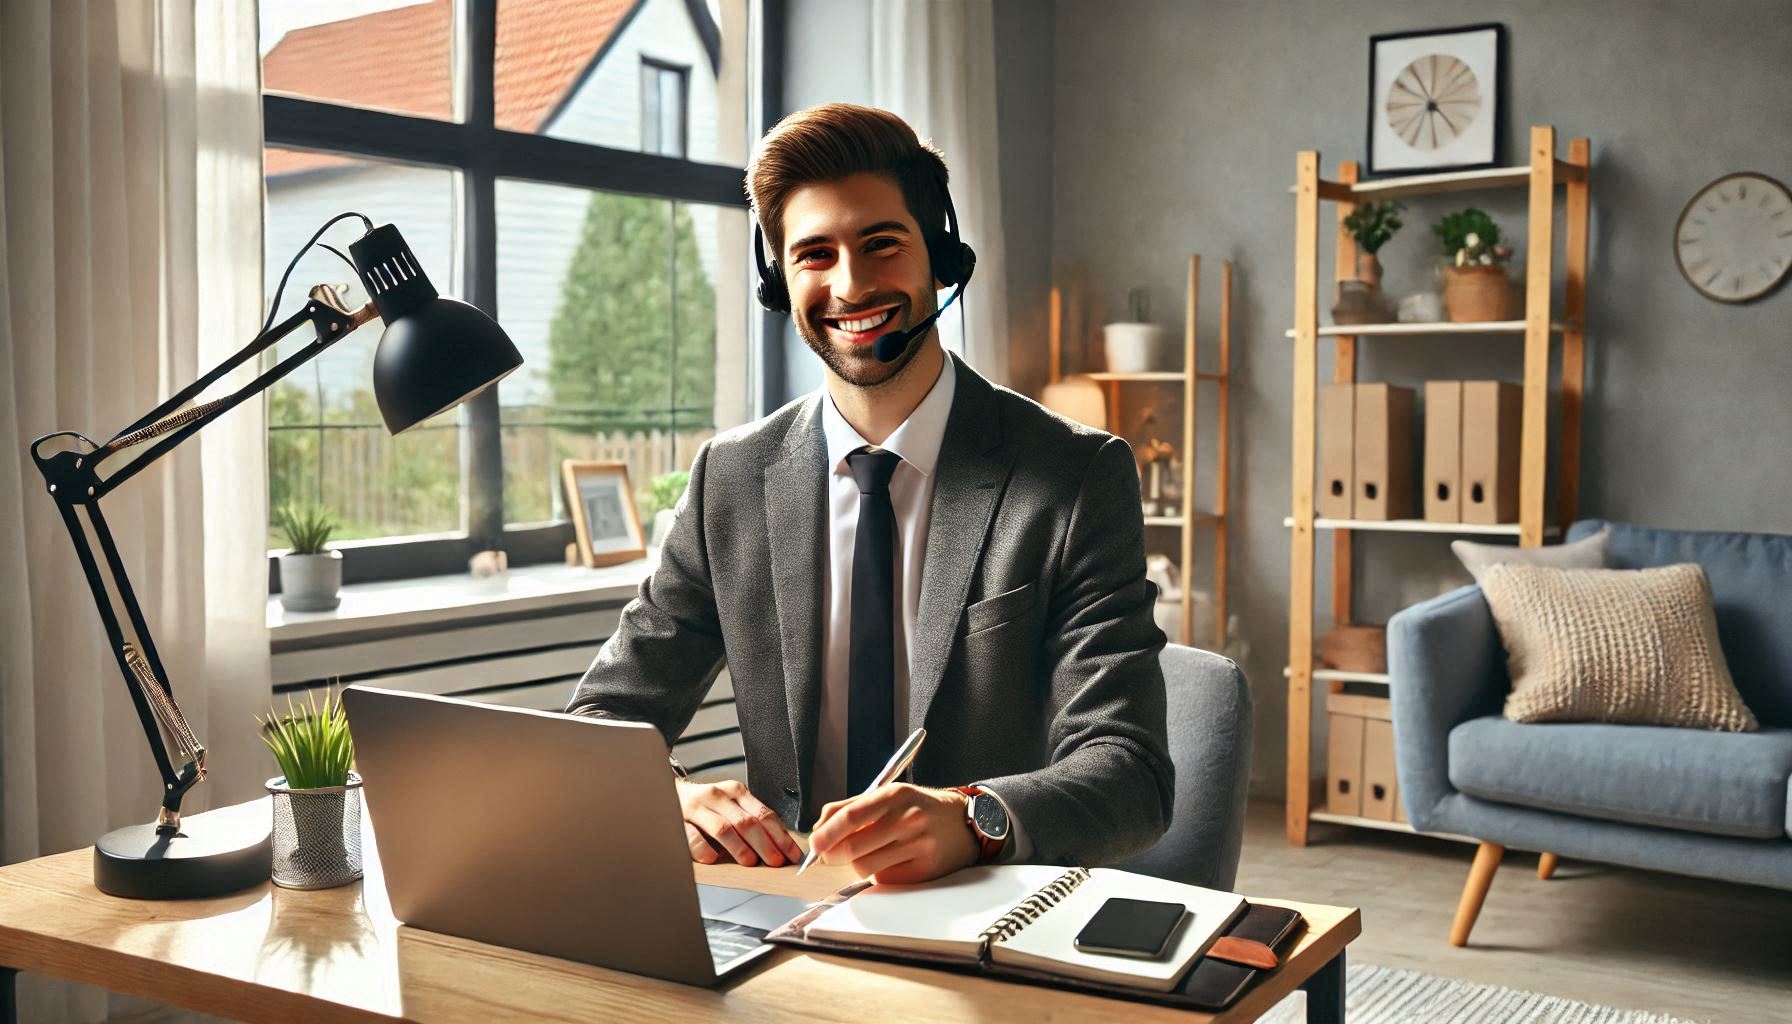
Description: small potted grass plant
xmin=640 ymin=470 xmax=690 ymax=549
xmin=261 ymin=689 xmax=362 ymax=889
xmin=276 ymin=502 xmax=341 ymax=612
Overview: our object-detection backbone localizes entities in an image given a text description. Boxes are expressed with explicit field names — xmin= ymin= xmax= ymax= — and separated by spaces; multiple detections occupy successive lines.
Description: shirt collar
xmin=820 ymin=350 xmax=958 ymax=479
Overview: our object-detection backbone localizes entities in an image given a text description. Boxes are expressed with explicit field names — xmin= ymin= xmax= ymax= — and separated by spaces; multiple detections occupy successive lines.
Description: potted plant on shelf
xmin=639 ymin=470 xmax=690 ymax=549
xmin=1103 ymin=287 xmax=1174 ymax=373
xmin=260 ymin=689 xmax=362 ymax=889
xmin=276 ymin=502 xmax=341 ymax=612
xmin=1434 ymin=208 xmax=1514 ymax=322
xmin=1343 ymin=200 xmax=1404 ymax=290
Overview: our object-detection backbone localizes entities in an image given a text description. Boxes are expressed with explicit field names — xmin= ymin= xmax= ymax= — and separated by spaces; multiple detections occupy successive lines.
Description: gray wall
xmin=1051 ymin=0 xmax=1792 ymax=797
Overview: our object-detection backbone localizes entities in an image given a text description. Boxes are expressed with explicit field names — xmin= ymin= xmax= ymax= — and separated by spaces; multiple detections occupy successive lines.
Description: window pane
xmin=261 ymin=0 xmax=458 ymax=122
xmin=496 ymin=181 xmax=749 ymax=527
xmin=495 ymin=0 xmax=748 ymax=165
xmin=265 ymin=147 xmax=464 ymax=547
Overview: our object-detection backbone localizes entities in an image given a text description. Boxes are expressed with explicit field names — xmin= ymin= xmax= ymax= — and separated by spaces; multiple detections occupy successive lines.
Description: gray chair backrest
xmin=1115 ymin=644 xmax=1252 ymax=890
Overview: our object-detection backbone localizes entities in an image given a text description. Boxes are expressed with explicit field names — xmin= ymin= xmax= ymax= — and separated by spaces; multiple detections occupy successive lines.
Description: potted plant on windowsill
xmin=1434 ymin=208 xmax=1514 ymax=322
xmin=276 ymin=503 xmax=341 ymax=612
xmin=640 ymin=470 xmax=690 ymax=550
xmin=260 ymin=689 xmax=362 ymax=890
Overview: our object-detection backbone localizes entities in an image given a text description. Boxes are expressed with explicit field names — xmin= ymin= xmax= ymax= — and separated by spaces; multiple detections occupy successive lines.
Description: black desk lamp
xmin=28 ymin=214 xmax=522 ymax=899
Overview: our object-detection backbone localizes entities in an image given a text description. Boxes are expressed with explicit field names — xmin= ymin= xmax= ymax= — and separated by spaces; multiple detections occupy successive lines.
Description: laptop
xmin=340 ymin=684 xmax=808 ymax=986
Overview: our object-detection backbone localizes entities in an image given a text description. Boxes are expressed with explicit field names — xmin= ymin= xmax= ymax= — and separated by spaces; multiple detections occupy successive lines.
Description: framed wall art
xmin=1368 ymin=23 xmax=1505 ymax=176
xmin=561 ymin=460 xmax=647 ymax=568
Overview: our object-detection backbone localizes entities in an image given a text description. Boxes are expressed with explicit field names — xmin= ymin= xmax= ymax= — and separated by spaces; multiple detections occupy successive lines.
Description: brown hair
xmin=746 ymin=103 xmax=949 ymax=262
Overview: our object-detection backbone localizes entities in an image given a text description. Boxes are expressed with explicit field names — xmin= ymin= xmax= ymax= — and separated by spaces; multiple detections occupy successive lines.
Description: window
xmin=640 ymin=60 xmax=689 ymax=157
xmin=261 ymin=0 xmax=771 ymax=584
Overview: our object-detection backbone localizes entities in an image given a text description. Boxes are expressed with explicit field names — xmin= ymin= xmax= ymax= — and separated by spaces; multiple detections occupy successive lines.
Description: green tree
xmin=546 ymin=193 xmax=716 ymax=433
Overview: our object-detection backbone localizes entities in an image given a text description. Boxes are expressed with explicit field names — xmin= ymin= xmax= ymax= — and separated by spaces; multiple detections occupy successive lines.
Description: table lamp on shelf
xmin=28 ymin=214 xmax=522 ymax=899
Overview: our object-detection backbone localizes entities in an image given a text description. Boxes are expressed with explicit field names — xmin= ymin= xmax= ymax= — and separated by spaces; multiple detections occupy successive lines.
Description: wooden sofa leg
xmin=1538 ymin=852 xmax=1559 ymax=880
xmin=1450 ymin=842 xmax=1504 ymax=947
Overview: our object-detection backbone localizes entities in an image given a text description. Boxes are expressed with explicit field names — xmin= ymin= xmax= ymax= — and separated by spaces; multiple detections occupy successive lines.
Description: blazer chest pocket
xmin=963 ymin=579 xmax=1038 ymax=636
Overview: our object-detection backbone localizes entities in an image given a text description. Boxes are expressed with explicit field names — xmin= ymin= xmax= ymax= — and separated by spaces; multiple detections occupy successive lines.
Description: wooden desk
xmin=0 ymin=801 xmax=1358 ymax=1022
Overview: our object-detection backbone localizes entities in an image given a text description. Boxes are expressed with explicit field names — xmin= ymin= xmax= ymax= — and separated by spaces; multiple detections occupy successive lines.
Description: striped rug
xmin=1258 ymin=964 xmax=1704 ymax=1023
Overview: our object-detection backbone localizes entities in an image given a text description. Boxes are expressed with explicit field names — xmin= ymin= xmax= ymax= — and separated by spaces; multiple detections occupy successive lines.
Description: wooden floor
xmin=1236 ymin=800 xmax=1792 ymax=1024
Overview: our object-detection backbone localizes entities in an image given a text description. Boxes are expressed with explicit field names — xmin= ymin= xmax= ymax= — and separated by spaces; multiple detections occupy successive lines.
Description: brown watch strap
xmin=954 ymin=785 xmax=1007 ymax=864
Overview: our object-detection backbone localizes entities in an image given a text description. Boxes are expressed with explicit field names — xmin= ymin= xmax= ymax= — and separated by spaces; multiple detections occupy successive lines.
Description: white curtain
xmin=871 ymin=0 xmax=1011 ymax=386
xmin=0 ymin=0 xmax=264 ymax=1017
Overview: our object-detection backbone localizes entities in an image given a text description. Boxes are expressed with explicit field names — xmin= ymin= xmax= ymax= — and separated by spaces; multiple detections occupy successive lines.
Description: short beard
xmin=795 ymin=293 xmax=936 ymax=389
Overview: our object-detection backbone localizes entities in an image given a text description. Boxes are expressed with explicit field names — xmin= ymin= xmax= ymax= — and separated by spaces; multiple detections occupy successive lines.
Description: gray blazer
xmin=567 ymin=353 xmax=1173 ymax=866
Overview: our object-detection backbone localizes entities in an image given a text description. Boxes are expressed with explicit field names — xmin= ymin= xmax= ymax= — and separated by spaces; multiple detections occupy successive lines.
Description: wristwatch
xmin=954 ymin=785 xmax=1010 ymax=864
xmin=668 ymin=754 xmax=689 ymax=780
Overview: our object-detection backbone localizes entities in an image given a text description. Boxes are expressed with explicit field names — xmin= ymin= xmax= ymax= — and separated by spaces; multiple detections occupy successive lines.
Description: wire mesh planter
xmin=266 ymin=771 xmax=363 ymax=890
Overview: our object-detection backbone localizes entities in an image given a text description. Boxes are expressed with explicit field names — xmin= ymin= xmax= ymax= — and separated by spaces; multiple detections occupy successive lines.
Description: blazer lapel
xmin=909 ymin=355 xmax=1014 ymax=732
xmin=764 ymin=396 xmax=828 ymax=798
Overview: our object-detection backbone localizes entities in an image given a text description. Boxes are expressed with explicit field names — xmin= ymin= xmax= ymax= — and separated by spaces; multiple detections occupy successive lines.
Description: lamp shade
xmin=349 ymin=223 xmax=524 ymax=434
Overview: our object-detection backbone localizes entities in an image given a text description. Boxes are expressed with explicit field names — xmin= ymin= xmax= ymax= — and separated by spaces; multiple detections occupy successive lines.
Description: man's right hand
xmin=675 ymin=778 xmax=805 ymax=867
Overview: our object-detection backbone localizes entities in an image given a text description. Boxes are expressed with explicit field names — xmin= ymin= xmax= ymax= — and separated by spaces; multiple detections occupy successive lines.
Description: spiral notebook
xmin=782 ymin=865 xmax=1247 ymax=992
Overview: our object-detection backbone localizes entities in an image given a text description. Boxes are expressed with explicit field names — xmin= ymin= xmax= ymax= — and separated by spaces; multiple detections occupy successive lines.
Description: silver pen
xmin=795 ymin=727 xmax=927 ymax=875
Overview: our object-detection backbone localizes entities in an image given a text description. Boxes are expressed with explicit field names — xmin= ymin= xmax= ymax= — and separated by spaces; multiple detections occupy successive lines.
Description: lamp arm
xmin=28 ymin=286 xmax=377 ymax=832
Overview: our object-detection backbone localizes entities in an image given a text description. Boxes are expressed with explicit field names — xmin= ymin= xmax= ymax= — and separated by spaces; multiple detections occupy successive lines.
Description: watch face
xmin=971 ymin=794 xmax=1010 ymax=840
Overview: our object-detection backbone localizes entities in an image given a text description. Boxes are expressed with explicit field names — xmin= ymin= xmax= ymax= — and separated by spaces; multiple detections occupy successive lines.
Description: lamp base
xmin=94 ymin=818 xmax=272 ymax=899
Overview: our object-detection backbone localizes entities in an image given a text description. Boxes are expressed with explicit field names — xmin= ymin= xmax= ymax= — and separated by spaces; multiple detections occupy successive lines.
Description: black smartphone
xmin=1072 ymin=897 xmax=1190 ymax=959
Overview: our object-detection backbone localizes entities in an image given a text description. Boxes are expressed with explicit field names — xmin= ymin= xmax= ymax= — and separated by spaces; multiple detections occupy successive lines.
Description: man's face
xmin=779 ymin=172 xmax=938 ymax=388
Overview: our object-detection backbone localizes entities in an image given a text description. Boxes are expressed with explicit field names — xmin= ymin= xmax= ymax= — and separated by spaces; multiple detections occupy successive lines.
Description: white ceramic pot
xmin=279 ymin=550 xmax=342 ymax=612
xmin=1102 ymin=322 xmax=1174 ymax=373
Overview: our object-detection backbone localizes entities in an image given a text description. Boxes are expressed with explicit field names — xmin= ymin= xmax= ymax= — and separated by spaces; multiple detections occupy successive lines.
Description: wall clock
xmin=1674 ymin=172 xmax=1792 ymax=303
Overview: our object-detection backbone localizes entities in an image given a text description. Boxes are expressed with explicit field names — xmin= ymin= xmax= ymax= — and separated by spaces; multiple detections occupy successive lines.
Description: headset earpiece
xmin=752 ymin=223 xmax=790 ymax=314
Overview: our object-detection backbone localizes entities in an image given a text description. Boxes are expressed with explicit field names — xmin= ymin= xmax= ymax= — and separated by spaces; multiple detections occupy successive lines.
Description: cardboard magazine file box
xmin=1326 ymin=693 xmax=1402 ymax=822
xmin=1317 ymin=382 xmax=1355 ymax=519
xmin=1351 ymin=383 xmax=1415 ymax=520
xmin=1424 ymin=381 xmax=1464 ymax=523
xmin=1326 ymin=700 xmax=1365 ymax=816
xmin=1461 ymin=381 xmax=1523 ymax=525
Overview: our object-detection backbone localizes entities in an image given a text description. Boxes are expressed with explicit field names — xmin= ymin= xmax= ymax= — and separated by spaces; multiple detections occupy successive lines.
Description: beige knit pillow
xmin=1481 ymin=563 xmax=1758 ymax=731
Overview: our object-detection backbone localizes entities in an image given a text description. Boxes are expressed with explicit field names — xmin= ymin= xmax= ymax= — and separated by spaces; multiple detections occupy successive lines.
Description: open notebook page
xmin=989 ymin=868 xmax=1248 ymax=992
xmin=802 ymin=864 xmax=1069 ymax=959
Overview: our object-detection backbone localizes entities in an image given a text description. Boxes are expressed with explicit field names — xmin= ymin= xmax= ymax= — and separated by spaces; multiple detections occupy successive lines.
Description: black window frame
xmin=264 ymin=0 xmax=785 ymax=588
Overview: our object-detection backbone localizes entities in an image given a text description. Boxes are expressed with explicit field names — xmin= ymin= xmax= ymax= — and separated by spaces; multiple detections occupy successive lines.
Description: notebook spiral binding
xmin=977 ymin=867 xmax=1092 ymax=947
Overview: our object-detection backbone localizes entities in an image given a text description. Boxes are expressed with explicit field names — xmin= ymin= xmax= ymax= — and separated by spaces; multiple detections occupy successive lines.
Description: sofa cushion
xmin=1570 ymin=520 xmax=1792 ymax=727
xmin=1481 ymin=562 xmax=1757 ymax=731
xmin=1448 ymin=717 xmax=1792 ymax=840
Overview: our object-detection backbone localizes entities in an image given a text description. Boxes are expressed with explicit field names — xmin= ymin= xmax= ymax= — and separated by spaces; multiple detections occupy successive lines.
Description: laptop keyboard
xmin=702 ymin=917 xmax=770 ymax=971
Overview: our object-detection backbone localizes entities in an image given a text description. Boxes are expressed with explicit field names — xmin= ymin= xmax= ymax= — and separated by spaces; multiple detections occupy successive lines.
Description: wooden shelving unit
xmin=1049 ymin=256 xmax=1232 ymax=647
xmin=1285 ymin=127 xmax=1591 ymax=847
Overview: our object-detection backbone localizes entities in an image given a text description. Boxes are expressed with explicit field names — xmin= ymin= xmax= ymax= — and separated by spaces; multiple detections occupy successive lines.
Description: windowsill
xmin=268 ymin=553 xmax=658 ymax=645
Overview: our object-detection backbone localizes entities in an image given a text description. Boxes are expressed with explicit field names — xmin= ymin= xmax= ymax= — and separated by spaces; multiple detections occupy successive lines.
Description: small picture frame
xmin=561 ymin=460 xmax=646 ymax=568
xmin=1367 ymin=23 xmax=1505 ymax=177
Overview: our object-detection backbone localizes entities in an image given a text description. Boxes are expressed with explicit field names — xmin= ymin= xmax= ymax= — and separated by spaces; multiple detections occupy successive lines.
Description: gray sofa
xmin=1387 ymin=519 xmax=1792 ymax=945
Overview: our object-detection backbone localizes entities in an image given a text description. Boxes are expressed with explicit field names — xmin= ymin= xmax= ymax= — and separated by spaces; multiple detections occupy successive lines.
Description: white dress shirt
xmin=815 ymin=352 xmax=1028 ymax=860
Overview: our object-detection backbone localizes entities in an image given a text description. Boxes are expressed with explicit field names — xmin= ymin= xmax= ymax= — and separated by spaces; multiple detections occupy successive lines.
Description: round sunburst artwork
xmin=1386 ymin=54 xmax=1481 ymax=151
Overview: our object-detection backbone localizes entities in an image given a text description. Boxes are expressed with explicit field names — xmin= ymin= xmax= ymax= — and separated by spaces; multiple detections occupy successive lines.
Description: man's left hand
xmin=808 ymin=783 xmax=978 ymax=884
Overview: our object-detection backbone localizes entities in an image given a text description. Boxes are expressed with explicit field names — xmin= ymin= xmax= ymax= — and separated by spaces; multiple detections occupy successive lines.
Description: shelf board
xmin=1308 ymin=811 xmax=1478 ymax=844
xmin=1084 ymin=371 xmax=1186 ymax=382
xmin=1144 ymin=513 xmax=1222 ymax=528
xmin=1284 ymin=666 xmax=1391 ymax=685
xmin=1283 ymin=516 xmax=1559 ymax=538
xmin=1284 ymin=320 xmax=1571 ymax=338
xmin=1288 ymin=165 xmax=1533 ymax=200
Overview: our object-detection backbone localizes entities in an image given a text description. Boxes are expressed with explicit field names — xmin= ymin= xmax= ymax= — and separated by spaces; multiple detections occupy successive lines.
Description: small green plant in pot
xmin=1433 ymin=208 xmax=1514 ymax=322
xmin=639 ymin=471 xmax=691 ymax=549
xmin=1342 ymin=200 xmax=1404 ymax=288
xmin=276 ymin=503 xmax=342 ymax=613
xmin=260 ymin=689 xmax=362 ymax=888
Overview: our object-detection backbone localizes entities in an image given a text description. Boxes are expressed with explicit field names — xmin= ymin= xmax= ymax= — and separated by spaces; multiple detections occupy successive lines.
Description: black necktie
xmin=846 ymin=446 xmax=903 ymax=794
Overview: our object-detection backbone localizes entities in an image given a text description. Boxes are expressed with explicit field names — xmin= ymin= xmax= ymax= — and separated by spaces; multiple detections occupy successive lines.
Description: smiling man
xmin=567 ymin=103 xmax=1172 ymax=884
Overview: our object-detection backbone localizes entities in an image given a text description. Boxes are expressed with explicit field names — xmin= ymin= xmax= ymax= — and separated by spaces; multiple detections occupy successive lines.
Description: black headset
xmin=752 ymin=177 xmax=976 ymax=316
